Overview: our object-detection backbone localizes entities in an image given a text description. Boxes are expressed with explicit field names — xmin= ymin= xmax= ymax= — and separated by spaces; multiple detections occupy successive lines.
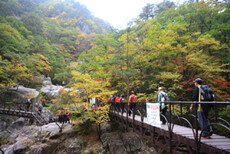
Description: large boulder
xmin=9 ymin=85 xmax=40 ymax=104
xmin=7 ymin=118 xmax=25 ymax=132
xmin=1 ymin=141 xmax=26 ymax=154
xmin=40 ymin=85 xmax=63 ymax=99
xmin=121 ymin=132 xmax=144 ymax=152
xmin=41 ymin=123 xmax=61 ymax=138
xmin=40 ymin=77 xmax=64 ymax=99
xmin=100 ymin=132 xmax=127 ymax=154
xmin=100 ymin=122 xmax=111 ymax=134
xmin=42 ymin=77 xmax=52 ymax=87
xmin=26 ymin=142 xmax=59 ymax=154
xmin=12 ymin=140 xmax=27 ymax=153
xmin=26 ymin=144 xmax=44 ymax=154
xmin=65 ymin=138 xmax=81 ymax=154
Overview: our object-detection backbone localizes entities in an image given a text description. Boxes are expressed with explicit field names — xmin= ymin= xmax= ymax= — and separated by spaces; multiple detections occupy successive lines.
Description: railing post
xmin=214 ymin=102 xmax=217 ymax=123
xmin=126 ymin=102 xmax=128 ymax=131
xmin=195 ymin=102 xmax=199 ymax=154
xmin=132 ymin=103 xmax=135 ymax=132
xmin=169 ymin=102 xmax=172 ymax=154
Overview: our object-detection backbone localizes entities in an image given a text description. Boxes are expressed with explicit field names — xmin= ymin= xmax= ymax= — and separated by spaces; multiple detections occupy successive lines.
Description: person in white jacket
xmin=157 ymin=87 xmax=169 ymax=125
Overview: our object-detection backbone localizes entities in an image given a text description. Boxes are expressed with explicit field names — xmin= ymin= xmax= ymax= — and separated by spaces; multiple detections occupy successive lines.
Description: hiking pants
xmin=161 ymin=107 xmax=167 ymax=124
xmin=197 ymin=110 xmax=212 ymax=137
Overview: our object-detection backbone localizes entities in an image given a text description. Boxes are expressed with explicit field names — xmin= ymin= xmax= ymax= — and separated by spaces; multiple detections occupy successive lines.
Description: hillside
xmin=0 ymin=0 xmax=111 ymax=88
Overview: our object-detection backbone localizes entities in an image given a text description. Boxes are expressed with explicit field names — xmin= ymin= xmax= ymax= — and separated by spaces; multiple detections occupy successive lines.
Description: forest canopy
xmin=0 ymin=0 xmax=229 ymax=102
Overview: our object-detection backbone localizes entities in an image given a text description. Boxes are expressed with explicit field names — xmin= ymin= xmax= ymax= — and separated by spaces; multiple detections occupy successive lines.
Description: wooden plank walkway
xmin=111 ymin=111 xmax=230 ymax=153
xmin=0 ymin=108 xmax=33 ymax=116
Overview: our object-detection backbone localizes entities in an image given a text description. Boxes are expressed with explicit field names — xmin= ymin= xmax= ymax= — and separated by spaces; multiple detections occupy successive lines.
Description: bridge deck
xmin=112 ymin=111 xmax=230 ymax=153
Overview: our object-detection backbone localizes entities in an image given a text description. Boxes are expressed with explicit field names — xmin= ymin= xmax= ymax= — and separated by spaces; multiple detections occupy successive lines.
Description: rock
xmin=26 ymin=144 xmax=46 ymax=154
xmin=121 ymin=132 xmax=144 ymax=152
xmin=100 ymin=122 xmax=111 ymax=134
xmin=40 ymin=76 xmax=63 ymax=99
xmin=65 ymin=138 xmax=81 ymax=154
xmin=42 ymin=78 xmax=52 ymax=87
xmin=8 ymin=133 xmax=18 ymax=143
xmin=41 ymin=141 xmax=59 ymax=154
xmin=27 ymin=142 xmax=59 ymax=154
xmin=40 ymin=85 xmax=63 ymax=98
xmin=3 ymin=144 xmax=14 ymax=154
xmin=150 ymin=147 xmax=156 ymax=153
xmin=13 ymin=140 xmax=26 ymax=153
xmin=9 ymin=85 xmax=40 ymax=104
xmin=100 ymin=132 xmax=127 ymax=154
xmin=81 ymin=23 xmax=92 ymax=34
xmin=7 ymin=118 xmax=25 ymax=132
xmin=0 ymin=116 xmax=16 ymax=132
xmin=21 ymin=125 xmax=39 ymax=137
xmin=41 ymin=123 xmax=60 ymax=138
xmin=0 ymin=121 xmax=7 ymax=132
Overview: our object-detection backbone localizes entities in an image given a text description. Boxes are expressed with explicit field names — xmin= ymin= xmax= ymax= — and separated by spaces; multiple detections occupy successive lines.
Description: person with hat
xmin=157 ymin=87 xmax=169 ymax=125
xmin=26 ymin=99 xmax=31 ymax=112
xmin=190 ymin=78 xmax=213 ymax=139
xmin=120 ymin=94 xmax=126 ymax=113
xmin=128 ymin=91 xmax=138 ymax=116
xmin=107 ymin=95 xmax=113 ymax=103
xmin=115 ymin=93 xmax=121 ymax=111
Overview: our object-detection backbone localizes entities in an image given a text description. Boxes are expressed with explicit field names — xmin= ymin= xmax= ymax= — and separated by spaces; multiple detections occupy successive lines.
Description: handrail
xmin=108 ymin=101 xmax=230 ymax=154
xmin=0 ymin=102 xmax=48 ymax=125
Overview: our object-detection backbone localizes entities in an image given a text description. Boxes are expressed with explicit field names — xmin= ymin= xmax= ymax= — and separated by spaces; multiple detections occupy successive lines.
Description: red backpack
xmin=131 ymin=95 xmax=137 ymax=102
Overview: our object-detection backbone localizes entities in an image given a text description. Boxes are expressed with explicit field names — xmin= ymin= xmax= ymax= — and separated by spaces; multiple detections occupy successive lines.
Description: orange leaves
xmin=59 ymin=88 xmax=68 ymax=97
xmin=39 ymin=97 xmax=45 ymax=102
xmin=57 ymin=44 xmax=66 ymax=53
xmin=77 ymin=33 xmax=87 ymax=38
xmin=31 ymin=53 xmax=51 ymax=74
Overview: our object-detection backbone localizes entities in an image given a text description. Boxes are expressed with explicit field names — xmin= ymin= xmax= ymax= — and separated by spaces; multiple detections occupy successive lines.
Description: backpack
xmin=131 ymin=95 xmax=137 ymax=102
xmin=160 ymin=92 xmax=169 ymax=102
xmin=200 ymin=85 xmax=215 ymax=101
xmin=120 ymin=98 xmax=125 ymax=102
xmin=112 ymin=96 xmax=116 ymax=102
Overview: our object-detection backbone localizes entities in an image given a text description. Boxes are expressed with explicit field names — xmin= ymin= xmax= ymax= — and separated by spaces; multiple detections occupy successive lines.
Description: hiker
xmin=108 ymin=95 xmax=113 ymax=103
xmin=128 ymin=91 xmax=137 ymax=116
xmin=190 ymin=78 xmax=213 ymax=139
xmin=63 ymin=112 xmax=67 ymax=123
xmin=157 ymin=87 xmax=169 ymax=125
xmin=120 ymin=94 xmax=126 ymax=113
xmin=92 ymin=104 xmax=97 ymax=112
xmin=58 ymin=110 xmax=62 ymax=122
xmin=38 ymin=103 xmax=43 ymax=115
xmin=115 ymin=93 xmax=121 ymax=112
xmin=26 ymin=99 xmax=31 ymax=112
xmin=99 ymin=102 xmax=104 ymax=107
xmin=67 ymin=112 xmax=71 ymax=123
xmin=60 ymin=110 xmax=64 ymax=123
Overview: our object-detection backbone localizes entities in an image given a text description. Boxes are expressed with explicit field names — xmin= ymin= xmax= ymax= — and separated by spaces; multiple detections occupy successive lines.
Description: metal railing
xmin=0 ymin=102 xmax=48 ymax=125
xmin=108 ymin=101 xmax=230 ymax=154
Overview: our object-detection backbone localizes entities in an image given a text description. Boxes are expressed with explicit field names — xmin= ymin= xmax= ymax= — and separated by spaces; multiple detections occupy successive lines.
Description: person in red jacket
xmin=115 ymin=93 xmax=121 ymax=112
xmin=66 ymin=112 xmax=71 ymax=123
xmin=108 ymin=95 xmax=113 ymax=103
xmin=128 ymin=91 xmax=137 ymax=116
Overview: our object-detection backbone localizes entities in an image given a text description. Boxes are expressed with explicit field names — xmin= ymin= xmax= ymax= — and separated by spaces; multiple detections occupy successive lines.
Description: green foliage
xmin=0 ymin=0 xmax=110 ymax=90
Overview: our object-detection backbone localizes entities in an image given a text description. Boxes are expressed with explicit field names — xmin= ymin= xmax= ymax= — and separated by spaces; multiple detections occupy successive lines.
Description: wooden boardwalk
xmin=0 ymin=107 xmax=49 ymax=125
xmin=110 ymin=110 xmax=230 ymax=154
